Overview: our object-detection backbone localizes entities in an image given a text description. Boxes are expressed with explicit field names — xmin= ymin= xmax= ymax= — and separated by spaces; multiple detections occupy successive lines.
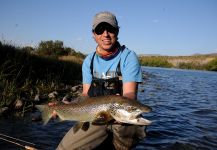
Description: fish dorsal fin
xmin=73 ymin=122 xmax=90 ymax=133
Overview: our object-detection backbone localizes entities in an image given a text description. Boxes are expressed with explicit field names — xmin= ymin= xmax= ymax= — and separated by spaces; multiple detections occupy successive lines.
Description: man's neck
xmin=96 ymin=42 xmax=120 ymax=58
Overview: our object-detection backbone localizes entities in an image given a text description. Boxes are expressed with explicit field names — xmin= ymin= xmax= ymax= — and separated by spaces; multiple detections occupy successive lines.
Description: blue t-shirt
xmin=82 ymin=46 xmax=142 ymax=84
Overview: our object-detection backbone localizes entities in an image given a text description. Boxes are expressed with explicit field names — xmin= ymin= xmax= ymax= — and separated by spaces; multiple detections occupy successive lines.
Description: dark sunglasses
xmin=94 ymin=23 xmax=117 ymax=35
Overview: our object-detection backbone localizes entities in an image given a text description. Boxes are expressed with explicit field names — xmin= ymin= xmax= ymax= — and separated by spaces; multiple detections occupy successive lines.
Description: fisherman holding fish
xmin=55 ymin=11 xmax=149 ymax=150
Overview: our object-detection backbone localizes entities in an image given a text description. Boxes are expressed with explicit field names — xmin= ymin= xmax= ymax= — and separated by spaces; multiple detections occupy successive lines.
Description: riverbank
xmin=0 ymin=42 xmax=83 ymax=115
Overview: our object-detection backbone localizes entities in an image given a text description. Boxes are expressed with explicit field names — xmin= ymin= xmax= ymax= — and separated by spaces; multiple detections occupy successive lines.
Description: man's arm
xmin=123 ymin=82 xmax=138 ymax=100
xmin=82 ymin=84 xmax=91 ymax=96
xmin=82 ymin=82 xmax=138 ymax=99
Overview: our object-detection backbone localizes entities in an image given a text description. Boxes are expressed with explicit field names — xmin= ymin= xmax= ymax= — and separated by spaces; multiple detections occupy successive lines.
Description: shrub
xmin=205 ymin=58 xmax=217 ymax=71
xmin=139 ymin=56 xmax=173 ymax=68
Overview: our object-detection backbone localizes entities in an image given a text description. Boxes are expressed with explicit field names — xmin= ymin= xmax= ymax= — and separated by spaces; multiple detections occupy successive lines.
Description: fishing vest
xmin=88 ymin=47 xmax=125 ymax=97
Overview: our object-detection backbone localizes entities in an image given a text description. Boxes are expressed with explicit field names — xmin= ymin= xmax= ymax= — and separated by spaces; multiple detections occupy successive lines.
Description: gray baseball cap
xmin=92 ymin=11 xmax=119 ymax=30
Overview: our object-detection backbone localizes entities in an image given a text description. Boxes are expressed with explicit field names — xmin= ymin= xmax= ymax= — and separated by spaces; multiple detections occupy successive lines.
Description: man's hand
xmin=48 ymin=102 xmax=58 ymax=118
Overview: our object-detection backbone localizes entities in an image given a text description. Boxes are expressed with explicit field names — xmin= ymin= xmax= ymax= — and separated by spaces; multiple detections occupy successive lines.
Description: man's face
xmin=93 ymin=22 xmax=118 ymax=51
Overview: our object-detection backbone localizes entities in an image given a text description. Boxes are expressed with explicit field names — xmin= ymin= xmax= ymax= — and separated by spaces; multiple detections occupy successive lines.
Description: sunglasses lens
xmin=95 ymin=26 xmax=105 ymax=35
xmin=94 ymin=24 xmax=117 ymax=35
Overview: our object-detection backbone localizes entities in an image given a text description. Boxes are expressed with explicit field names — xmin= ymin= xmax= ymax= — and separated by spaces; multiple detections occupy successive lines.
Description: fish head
xmin=109 ymin=101 xmax=152 ymax=125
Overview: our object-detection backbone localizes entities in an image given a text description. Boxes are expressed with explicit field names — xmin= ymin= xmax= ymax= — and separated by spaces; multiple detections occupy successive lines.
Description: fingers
xmin=52 ymin=110 xmax=57 ymax=118
xmin=48 ymin=102 xmax=57 ymax=106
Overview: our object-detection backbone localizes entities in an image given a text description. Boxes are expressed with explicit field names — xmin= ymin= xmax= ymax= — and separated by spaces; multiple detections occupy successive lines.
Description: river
xmin=0 ymin=67 xmax=217 ymax=150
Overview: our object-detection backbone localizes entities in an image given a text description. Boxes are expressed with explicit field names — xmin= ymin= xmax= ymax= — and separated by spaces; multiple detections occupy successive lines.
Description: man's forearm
xmin=123 ymin=82 xmax=138 ymax=100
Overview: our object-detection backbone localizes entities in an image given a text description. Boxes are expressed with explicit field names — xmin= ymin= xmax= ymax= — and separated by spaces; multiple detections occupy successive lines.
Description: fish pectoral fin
xmin=92 ymin=112 xmax=111 ymax=125
xmin=73 ymin=122 xmax=90 ymax=133
xmin=109 ymin=115 xmax=123 ymax=124
xmin=92 ymin=118 xmax=107 ymax=125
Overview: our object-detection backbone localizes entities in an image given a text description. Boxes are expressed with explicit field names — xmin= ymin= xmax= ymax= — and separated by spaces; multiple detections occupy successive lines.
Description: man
xmin=57 ymin=11 xmax=145 ymax=150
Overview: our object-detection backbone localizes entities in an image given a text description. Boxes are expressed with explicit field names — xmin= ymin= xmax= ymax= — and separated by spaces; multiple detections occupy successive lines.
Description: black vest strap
xmin=90 ymin=52 xmax=96 ymax=76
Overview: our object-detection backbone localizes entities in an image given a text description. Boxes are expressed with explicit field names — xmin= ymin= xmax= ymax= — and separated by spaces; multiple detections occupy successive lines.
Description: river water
xmin=0 ymin=67 xmax=217 ymax=150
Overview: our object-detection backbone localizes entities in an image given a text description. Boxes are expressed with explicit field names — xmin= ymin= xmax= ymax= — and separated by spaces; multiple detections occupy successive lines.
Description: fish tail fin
xmin=35 ymin=105 xmax=53 ymax=125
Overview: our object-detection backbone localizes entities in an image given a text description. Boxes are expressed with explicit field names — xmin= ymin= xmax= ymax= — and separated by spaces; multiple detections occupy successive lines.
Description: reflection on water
xmin=1 ymin=67 xmax=217 ymax=150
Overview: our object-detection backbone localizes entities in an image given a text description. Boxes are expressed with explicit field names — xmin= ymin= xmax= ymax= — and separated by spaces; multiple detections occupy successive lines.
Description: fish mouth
xmin=134 ymin=114 xmax=152 ymax=125
xmin=126 ymin=112 xmax=152 ymax=125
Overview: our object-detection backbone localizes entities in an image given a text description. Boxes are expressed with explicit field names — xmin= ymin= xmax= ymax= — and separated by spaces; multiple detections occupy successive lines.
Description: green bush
xmin=139 ymin=56 xmax=172 ymax=68
xmin=178 ymin=62 xmax=205 ymax=70
xmin=36 ymin=40 xmax=68 ymax=57
xmin=205 ymin=58 xmax=217 ymax=71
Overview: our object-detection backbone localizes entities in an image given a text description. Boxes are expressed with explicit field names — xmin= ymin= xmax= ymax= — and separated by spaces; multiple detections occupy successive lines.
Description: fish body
xmin=36 ymin=95 xmax=152 ymax=127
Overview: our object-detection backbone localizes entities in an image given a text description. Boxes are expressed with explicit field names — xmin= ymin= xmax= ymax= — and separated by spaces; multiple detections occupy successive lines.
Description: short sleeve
xmin=121 ymin=50 xmax=142 ymax=83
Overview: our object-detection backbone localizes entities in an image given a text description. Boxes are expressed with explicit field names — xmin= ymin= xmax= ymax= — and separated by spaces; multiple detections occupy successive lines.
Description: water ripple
xmin=135 ymin=67 xmax=217 ymax=150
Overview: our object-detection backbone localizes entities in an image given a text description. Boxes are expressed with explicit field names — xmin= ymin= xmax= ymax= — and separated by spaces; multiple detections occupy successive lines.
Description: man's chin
xmin=100 ymin=47 xmax=111 ymax=51
xmin=101 ymin=44 xmax=115 ymax=51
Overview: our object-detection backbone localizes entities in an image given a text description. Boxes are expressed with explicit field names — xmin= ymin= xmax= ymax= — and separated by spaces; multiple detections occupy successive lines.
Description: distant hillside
xmin=192 ymin=53 xmax=217 ymax=56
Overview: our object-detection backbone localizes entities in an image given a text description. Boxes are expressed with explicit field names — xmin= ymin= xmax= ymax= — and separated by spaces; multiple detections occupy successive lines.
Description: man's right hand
xmin=48 ymin=102 xmax=58 ymax=118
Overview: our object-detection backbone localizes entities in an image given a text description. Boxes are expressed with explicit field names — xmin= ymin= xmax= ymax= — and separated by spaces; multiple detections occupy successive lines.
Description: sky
xmin=0 ymin=0 xmax=217 ymax=56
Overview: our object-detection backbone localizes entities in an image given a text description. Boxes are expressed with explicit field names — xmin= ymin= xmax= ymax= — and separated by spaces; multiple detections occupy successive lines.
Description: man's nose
xmin=102 ymin=30 xmax=109 ymax=36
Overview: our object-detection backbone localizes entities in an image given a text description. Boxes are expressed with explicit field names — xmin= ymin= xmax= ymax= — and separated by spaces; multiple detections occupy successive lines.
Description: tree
xmin=36 ymin=40 xmax=65 ymax=57
xmin=22 ymin=46 xmax=34 ymax=54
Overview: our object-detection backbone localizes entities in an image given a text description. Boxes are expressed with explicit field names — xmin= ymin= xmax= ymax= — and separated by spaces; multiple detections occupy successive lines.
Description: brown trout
xmin=36 ymin=95 xmax=152 ymax=131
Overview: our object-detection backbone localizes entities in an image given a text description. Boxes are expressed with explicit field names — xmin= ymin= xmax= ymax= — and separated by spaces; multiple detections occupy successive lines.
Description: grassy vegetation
xmin=139 ymin=55 xmax=217 ymax=71
xmin=0 ymin=41 xmax=82 ymax=112
xmin=139 ymin=56 xmax=173 ymax=68
xmin=205 ymin=58 xmax=217 ymax=71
